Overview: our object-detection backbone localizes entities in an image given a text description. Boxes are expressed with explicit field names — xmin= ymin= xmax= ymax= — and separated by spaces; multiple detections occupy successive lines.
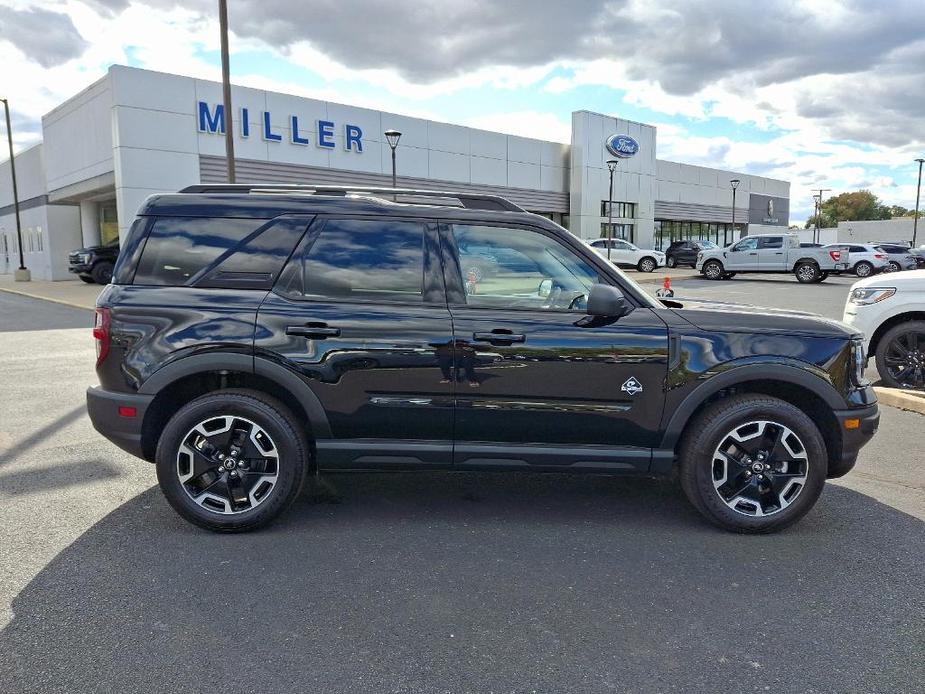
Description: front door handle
xmin=748 ymin=252 xmax=758 ymax=255
xmin=286 ymin=323 xmax=341 ymax=339
xmin=473 ymin=330 xmax=526 ymax=345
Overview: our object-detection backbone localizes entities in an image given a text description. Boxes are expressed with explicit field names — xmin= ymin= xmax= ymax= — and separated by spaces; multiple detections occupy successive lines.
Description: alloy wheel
xmin=855 ymin=263 xmax=872 ymax=277
xmin=797 ymin=264 xmax=817 ymax=282
xmin=711 ymin=420 xmax=809 ymax=517
xmin=640 ymin=258 xmax=656 ymax=272
xmin=883 ymin=330 xmax=925 ymax=388
xmin=176 ymin=415 xmax=280 ymax=514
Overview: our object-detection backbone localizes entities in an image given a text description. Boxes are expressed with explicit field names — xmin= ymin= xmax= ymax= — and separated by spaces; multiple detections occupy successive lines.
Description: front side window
xmin=297 ymin=218 xmax=424 ymax=302
xmin=732 ymin=237 xmax=759 ymax=252
xmin=453 ymin=225 xmax=600 ymax=311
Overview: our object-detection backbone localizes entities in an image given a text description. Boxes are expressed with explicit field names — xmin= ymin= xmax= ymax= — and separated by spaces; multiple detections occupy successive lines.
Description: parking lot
xmin=0 ymin=280 xmax=923 ymax=693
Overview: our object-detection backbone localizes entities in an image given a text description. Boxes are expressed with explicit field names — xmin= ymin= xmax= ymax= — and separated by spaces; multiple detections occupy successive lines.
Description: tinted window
xmin=758 ymin=236 xmax=783 ymax=249
xmin=134 ymin=217 xmax=263 ymax=286
xmin=453 ymin=224 xmax=600 ymax=311
xmin=849 ymin=246 xmax=866 ymax=253
xmin=299 ymin=219 xmax=424 ymax=302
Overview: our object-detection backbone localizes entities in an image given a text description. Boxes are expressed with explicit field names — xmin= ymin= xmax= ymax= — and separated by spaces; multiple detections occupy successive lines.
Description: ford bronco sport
xmin=87 ymin=185 xmax=879 ymax=533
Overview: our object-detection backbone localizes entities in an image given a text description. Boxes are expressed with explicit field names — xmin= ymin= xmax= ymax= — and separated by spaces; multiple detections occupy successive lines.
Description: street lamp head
xmin=384 ymin=129 xmax=402 ymax=150
xmin=606 ymin=159 xmax=618 ymax=173
xmin=916 ymin=158 xmax=925 ymax=164
xmin=730 ymin=178 xmax=740 ymax=189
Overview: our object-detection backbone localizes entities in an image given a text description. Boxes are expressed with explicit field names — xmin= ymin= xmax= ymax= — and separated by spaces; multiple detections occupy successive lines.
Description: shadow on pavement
xmin=0 ymin=458 xmax=122 ymax=495
xmin=0 ymin=405 xmax=87 ymax=467
xmin=1 ymin=472 xmax=922 ymax=693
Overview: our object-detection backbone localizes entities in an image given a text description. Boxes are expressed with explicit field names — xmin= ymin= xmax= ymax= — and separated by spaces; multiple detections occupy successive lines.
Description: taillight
xmin=93 ymin=307 xmax=111 ymax=367
xmin=874 ymin=253 xmax=887 ymax=259
xmin=828 ymin=249 xmax=841 ymax=261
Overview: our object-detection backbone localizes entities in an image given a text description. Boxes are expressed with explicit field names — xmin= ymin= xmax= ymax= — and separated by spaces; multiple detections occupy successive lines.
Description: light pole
xmin=811 ymin=188 xmax=831 ymax=244
xmin=606 ymin=159 xmax=618 ymax=261
xmin=728 ymin=179 xmax=740 ymax=246
xmin=1 ymin=97 xmax=27 ymax=281
xmin=913 ymin=158 xmax=924 ymax=247
xmin=218 ymin=0 xmax=235 ymax=183
xmin=384 ymin=130 xmax=402 ymax=190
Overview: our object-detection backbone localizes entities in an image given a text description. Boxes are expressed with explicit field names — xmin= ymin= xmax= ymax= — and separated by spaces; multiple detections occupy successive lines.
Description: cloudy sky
xmin=1 ymin=0 xmax=924 ymax=222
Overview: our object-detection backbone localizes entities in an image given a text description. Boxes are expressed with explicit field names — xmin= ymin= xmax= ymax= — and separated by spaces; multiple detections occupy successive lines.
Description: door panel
xmin=442 ymin=222 xmax=669 ymax=470
xmin=725 ymin=238 xmax=759 ymax=270
xmin=255 ymin=217 xmax=455 ymax=468
xmin=757 ymin=236 xmax=786 ymax=271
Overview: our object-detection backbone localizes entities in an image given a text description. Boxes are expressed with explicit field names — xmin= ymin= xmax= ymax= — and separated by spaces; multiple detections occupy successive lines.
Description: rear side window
xmin=134 ymin=217 xmax=263 ymax=286
xmin=279 ymin=218 xmax=425 ymax=303
xmin=758 ymin=236 xmax=783 ymax=249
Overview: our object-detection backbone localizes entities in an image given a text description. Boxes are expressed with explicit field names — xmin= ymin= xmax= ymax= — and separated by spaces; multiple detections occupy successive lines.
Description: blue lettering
xmin=291 ymin=116 xmax=309 ymax=145
xmin=241 ymin=108 xmax=249 ymax=137
xmin=317 ymin=120 xmax=335 ymax=149
xmin=345 ymin=124 xmax=363 ymax=152
xmin=263 ymin=112 xmax=282 ymax=142
xmin=198 ymin=101 xmax=224 ymax=134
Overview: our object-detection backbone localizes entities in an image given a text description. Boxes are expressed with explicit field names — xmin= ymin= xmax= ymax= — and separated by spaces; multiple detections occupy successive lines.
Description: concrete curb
xmin=0 ymin=286 xmax=94 ymax=311
xmin=874 ymin=386 xmax=925 ymax=416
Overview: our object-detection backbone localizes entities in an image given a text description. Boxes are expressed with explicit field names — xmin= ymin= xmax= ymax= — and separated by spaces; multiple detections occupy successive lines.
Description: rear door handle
xmin=286 ymin=323 xmax=341 ymax=339
xmin=473 ymin=330 xmax=525 ymax=345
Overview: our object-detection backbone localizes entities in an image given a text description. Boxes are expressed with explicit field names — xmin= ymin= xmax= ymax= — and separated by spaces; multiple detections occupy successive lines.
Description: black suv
xmin=87 ymin=185 xmax=879 ymax=533
xmin=68 ymin=238 xmax=120 ymax=284
xmin=665 ymin=239 xmax=717 ymax=268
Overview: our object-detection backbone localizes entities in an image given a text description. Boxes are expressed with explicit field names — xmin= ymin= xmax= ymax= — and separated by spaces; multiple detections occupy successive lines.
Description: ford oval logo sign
xmin=605 ymin=134 xmax=639 ymax=158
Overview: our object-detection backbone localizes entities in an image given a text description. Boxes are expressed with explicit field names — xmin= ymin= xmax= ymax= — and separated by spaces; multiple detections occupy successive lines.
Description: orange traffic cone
xmin=656 ymin=275 xmax=674 ymax=298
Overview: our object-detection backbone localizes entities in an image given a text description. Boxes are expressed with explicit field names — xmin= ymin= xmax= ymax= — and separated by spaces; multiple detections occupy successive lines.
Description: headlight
xmin=849 ymin=287 xmax=895 ymax=305
xmin=850 ymin=338 xmax=867 ymax=386
xmin=78 ymin=253 xmax=92 ymax=264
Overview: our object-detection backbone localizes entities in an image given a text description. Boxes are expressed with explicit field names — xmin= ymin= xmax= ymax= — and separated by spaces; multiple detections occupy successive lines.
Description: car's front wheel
xmin=637 ymin=256 xmax=657 ymax=272
xmin=679 ymin=394 xmax=827 ymax=533
xmin=91 ymin=261 xmax=113 ymax=285
xmin=702 ymin=260 xmax=724 ymax=280
xmin=155 ymin=389 xmax=308 ymax=532
xmin=78 ymin=275 xmax=96 ymax=284
xmin=875 ymin=320 xmax=925 ymax=389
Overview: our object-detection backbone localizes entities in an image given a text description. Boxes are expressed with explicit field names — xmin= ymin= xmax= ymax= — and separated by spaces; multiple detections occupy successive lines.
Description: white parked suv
xmin=824 ymin=243 xmax=890 ymax=278
xmin=843 ymin=269 xmax=925 ymax=389
xmin=586 ymin=238 xmax=665 ymax=272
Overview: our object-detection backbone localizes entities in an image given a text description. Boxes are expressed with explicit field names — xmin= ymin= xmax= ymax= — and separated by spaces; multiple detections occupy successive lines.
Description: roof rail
xmin=178 ymin=184 xmax=526 ymax=212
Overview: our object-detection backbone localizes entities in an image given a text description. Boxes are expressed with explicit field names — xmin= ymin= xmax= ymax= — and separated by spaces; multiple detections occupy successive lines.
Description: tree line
xmin=804 ymin=190 xmax=920 ymax=229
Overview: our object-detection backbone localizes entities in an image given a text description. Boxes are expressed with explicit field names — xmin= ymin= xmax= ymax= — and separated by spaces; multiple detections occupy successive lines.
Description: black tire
xmin=853 ymin=261 xmax=874 ymax=278
xmin=155 ymin=389 xmax=309 ymax=532
xmin=637 ymin=256 xmax=657 ymax=273
xmin=815 ymin=271 xmax=829 ymax=283
xmin=702 ymin=260 xmax=724 ymax=280
xmin=888 ymin=261 xmax=902 ymax=273
xmin=666 ymin=256 xmax=677 ymax=268
xmin=795 ymin=262 xmax=820 ymax=283
xmin=78 ymin=275 xmax=96 ymax=284
xmin=91 ymin=261 xmax=114 ymax=285
xmin=721 ymin=272 xmax=736 ymax=280
xmin=679 ymin=394 xmax=827 ymax=533
xmin=875 ymin=320 xmax=925 ymax=389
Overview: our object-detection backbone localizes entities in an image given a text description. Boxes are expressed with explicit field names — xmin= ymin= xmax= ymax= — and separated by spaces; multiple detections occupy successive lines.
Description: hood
xmin=666 ymin=297 xmax=859 ymax=339
xmin=851 ymin=268 xmax=925 ymax=291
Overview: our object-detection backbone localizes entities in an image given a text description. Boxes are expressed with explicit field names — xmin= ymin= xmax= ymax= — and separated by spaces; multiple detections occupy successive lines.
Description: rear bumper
xmin=828 ymin=403 xmax=880 ymax=478
xmin=86 ymin=386 xmax=154 ymax=461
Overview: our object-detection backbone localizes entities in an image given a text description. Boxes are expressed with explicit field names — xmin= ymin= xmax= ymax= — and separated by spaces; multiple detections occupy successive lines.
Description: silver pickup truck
xmin=696 ymin=233 xmax=850 ymax=283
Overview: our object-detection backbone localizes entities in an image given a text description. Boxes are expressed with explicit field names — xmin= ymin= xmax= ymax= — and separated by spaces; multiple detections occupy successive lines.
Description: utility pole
xmin=1 ymin=97 xmax=28 ymax=281
xmin=218 ymin=0 xmax=235 ymax=183
xmin=812 ymin=188 xmax=831 ymax=244
xmin=729 ymin=179 xmax=740 ymax=245
xmin=913 ymin=158 xmax=923 ymax=247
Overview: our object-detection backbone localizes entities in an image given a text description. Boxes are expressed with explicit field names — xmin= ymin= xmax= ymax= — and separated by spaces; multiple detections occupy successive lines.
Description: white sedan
xmin=586 ymin=238 xmax=665 ymax=272
xmin=843 ymin=269 xmax=925 ymax=389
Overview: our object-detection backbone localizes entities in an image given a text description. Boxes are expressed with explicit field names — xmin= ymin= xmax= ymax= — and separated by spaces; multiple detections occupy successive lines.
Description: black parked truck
xmin=68 ymin=238 xmax=119 ymax=284
xmin=87 ymin=185 xmax=879 ymax=533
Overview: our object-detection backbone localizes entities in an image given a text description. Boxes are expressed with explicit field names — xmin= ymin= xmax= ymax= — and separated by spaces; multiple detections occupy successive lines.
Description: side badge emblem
xmin=621 ymin=377 xmax=644 ymax=396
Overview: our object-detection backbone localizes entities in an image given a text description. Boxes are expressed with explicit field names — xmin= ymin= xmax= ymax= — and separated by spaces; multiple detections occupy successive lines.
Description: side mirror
xmin=537 ymin=278 xmax=553 ymax=298
xmin=586 ymin=284 xmax=630 ymax=317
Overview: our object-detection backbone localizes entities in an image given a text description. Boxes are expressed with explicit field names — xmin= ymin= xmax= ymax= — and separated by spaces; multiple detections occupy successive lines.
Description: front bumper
xmin=68 ymin=263 xmax=93 ymax=274
xmin=828 ymin=402 xmax=880 ymax=478
xmin=87 ymin=386 xmax=154 ymax=461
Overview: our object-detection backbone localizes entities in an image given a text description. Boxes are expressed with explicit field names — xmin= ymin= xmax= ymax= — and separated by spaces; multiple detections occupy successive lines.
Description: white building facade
xmin=1 ymin=65 xmax=790 ymax=280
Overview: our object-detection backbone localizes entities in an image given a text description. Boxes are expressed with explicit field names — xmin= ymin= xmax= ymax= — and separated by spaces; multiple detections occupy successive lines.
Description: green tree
xmin=889 ymin=204 xmax=912 ymax=217
xmin=805 ymin=190 xmax=891 ymax=227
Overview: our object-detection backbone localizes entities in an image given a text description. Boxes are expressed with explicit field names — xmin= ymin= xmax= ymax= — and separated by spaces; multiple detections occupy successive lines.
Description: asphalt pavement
xmin=0 ymin=287 xmax=922 ymax=694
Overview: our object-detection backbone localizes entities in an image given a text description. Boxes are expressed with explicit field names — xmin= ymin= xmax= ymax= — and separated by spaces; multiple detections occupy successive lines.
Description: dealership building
xmin=0 ymin=65 xmax=791 ymax=280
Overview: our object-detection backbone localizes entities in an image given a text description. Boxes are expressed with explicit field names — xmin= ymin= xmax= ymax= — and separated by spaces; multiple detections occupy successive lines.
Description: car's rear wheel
xmin=702 ymin=260 xmax=724 ymax=280
xmin=91 ymin=261 xmax=113 ymax=285
xmin=875 ymin=320 xmax=925 ymax=389
xmin=637 ymin=256 xmax=657 ymax=273
xmin=815 ymin=271 xmax=829 ymax=283
xmin=679 ymin=395 xmax=827 ymax=533
xmin=155 ymin=389 xmax=308 ymax=532
xmin=795 ymin=262 xmax=820 ymax=283
xmin=854 ymin=261 xmax=874 ymax=278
